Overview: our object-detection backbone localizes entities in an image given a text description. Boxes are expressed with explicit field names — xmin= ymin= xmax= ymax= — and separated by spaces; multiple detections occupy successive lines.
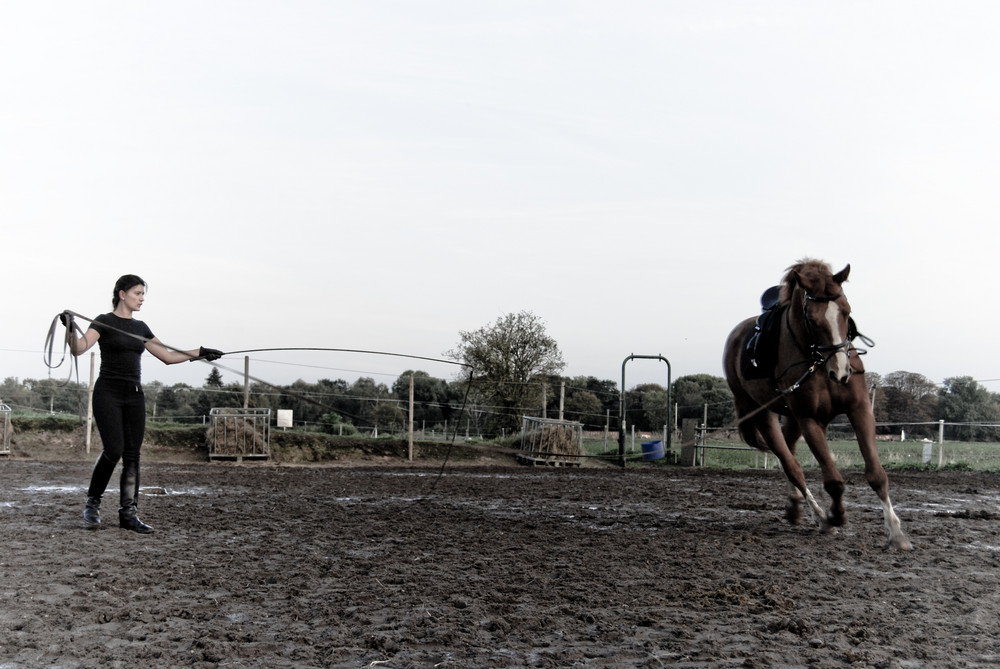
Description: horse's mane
xmin=778 ymin=258 xmax=836 ymax=305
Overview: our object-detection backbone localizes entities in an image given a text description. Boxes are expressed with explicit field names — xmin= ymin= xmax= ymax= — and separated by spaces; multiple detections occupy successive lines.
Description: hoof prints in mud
xmin=2 ymin=463 xmax=1000 ymax=667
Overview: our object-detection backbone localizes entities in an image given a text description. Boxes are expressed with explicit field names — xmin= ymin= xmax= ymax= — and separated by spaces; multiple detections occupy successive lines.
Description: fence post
xmin=680 ymin=419 xmax=697 ymax=466
xmin=604 ymin=410 xmax=610 ymax=452
xmin=938 ymin=419 xmax=945 ymax=467
xmin=243 ymin=356 xmax=250 ymax=409
xmin=408 ymin=374 xmax=414 ymax=462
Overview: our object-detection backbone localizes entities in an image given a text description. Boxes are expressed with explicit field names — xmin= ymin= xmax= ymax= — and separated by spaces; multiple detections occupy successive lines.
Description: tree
xmin=569 ymin=376 xmax=620 ymax=421
xmin=31 ymin=378 xmax=86 ymax=416
xmin=563 ymin=390 xmax=604 ymax=429
xmin=624 ymin=383 xmax=667 ymax=431
xmin=447 ymin=311 xmax=565 ymax=435
xmin=938 ymin=376 xmax=1000 ymax=441
xmin=205 ymin=368 xmax=224 ymax=388
xmin=873 ymin=371 xmax=940 ymax=438
xmin=319 ymin=412 xmax=345 ymax=434
xmin=671 ymin=374 xmax=735 ymax=429
xmin=372 ymin=403 xmax=406 ymax=433
xmin=0 ymin=377 xmax=34 ymax=410
xmin=391 ymin=370 xmax=460 ymax=429
xmin=156 ymin=384 xmax=195 ymax=421
xmin=537 ymin=375 xmax=620 ymax=428
xmin=349 ymin=377 xmax=388 ymax=426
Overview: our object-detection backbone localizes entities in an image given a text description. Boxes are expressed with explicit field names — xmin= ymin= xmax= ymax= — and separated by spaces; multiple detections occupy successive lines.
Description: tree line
xmin=5 ymin=311 xmax=1000 ymax=441
xmin=5 ymin=368 xmax=999 ymax=442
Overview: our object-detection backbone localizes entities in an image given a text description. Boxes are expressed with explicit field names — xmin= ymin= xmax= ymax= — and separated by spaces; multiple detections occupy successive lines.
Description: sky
xmin=3 ymin=1 xmax=1000 ymax=394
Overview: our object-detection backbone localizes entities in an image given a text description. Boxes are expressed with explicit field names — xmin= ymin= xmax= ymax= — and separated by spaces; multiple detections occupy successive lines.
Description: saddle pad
xmin=740 ymin=289 xmax=784 ymax=380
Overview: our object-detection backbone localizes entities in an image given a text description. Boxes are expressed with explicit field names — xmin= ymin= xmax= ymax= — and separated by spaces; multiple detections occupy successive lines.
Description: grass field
xmin=582 ymin=434 xmax=1000 ymax=471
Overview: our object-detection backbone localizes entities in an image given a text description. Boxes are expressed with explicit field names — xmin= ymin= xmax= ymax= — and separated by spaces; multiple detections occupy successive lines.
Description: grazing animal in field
xmin=722 ymin=259 xmax=911 ymax=550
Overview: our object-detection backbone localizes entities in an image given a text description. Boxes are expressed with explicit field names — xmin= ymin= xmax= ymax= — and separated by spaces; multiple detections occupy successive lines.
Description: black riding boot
xmin=83 ymin=496 xmax=102 ymax=527
xmin=119 ymin=460 xmax=153 ymax=534
xmin=83 ymin=453 xmax=117 ymax=527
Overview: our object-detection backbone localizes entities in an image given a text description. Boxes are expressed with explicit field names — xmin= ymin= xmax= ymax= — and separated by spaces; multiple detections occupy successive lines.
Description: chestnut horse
xmin=723 ymin=260 xmax=911 ymax=550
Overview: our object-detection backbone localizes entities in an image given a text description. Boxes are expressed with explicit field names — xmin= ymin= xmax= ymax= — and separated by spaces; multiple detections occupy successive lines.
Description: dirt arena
xmin=2 ymin=450 xmax=1000 ymax=668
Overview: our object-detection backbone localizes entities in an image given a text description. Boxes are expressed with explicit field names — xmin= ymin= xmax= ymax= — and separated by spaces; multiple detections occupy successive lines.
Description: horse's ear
xmin=833 ymin=264 xmax=851 ymax=285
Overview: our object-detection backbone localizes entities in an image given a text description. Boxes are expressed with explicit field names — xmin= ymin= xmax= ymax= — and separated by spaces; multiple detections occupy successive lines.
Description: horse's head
xmin=782 ymin=260 xmax=854 ymax=385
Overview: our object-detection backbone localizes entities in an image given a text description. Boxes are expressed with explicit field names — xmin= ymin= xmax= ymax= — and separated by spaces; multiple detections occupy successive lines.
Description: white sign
xmin=277 ymin=410 xmax=293 ymax=428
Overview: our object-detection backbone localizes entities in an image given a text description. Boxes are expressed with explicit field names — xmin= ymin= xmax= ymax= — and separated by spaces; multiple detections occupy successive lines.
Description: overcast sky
xmin=2 ymin=1 xmax=999 ymax=393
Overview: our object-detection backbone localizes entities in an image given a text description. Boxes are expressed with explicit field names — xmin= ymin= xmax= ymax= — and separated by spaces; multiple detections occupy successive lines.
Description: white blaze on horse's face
xmin=823 ymin=300 xmax=852 ymax=384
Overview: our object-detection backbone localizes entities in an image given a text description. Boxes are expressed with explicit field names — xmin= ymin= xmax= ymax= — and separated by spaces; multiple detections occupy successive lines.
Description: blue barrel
xmin=641 ymin=440 xmax=664 ymax=461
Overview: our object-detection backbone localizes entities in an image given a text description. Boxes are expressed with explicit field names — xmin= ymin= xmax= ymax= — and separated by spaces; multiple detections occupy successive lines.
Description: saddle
xmin=740 ymin=286 xmax=784 ymax=381
xmin=739 ymin=286 xmax=873 ymax=382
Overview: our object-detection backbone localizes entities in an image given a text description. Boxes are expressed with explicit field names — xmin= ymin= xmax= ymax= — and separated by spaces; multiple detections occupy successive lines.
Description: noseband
xmin=801 ymin=292 xmax=851 ymax=364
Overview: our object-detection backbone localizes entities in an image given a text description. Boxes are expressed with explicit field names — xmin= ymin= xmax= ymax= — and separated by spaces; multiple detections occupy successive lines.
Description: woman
xmin=66 ymin=274 xmax=222 ymax=533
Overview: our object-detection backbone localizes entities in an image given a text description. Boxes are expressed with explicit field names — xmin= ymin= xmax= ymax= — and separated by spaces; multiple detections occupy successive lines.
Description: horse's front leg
xmin=848 ymin=407 xmax=913 ymax=550
xmin=797 ymin=418 xmax=846 ymax=529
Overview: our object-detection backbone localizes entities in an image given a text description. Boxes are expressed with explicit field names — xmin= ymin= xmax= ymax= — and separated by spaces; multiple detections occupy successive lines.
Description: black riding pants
xmin=87 ymin=378 xmax=145 ymax=499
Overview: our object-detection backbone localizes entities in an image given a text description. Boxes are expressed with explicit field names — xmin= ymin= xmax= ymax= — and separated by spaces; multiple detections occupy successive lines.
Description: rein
xmin=772 ymin=290 xmax=872 ymax=396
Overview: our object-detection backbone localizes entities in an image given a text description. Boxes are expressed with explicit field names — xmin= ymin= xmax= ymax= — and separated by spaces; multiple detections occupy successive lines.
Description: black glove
xmin=59 ymin=311 xmax=74 ymax=327
xmin=198 ymin=346 xmax=224 ymax=361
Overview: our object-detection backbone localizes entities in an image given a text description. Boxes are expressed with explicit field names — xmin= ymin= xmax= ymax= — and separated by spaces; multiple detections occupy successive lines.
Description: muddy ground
xmin=2 ymin=441 xmax=1000 ymax=668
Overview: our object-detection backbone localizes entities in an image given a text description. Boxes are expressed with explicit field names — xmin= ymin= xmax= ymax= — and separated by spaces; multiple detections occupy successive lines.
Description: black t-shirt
xmin=92 ymin=313 xmax=155 ymax=384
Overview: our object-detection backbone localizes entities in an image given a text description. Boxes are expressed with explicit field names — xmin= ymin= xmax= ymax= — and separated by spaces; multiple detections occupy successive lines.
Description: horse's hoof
xmin=890 ymin=536 xmax=913 ymax=551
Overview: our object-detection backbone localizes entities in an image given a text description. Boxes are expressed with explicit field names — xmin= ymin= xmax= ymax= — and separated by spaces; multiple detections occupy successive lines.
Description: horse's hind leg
xmin=741 ymin=417 xmax=804 ymax=523
xmin=785 ymin=485 xmax=804 ymax=525
xmin=781 ymin=419 xmax=804 ymax=524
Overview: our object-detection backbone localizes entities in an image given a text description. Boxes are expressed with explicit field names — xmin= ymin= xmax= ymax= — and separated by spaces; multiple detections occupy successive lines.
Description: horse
xmin=722 ymin=259 xmax=912 ymax=550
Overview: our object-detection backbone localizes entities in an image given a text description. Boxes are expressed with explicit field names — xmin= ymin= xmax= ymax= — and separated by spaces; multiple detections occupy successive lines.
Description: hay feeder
xmin=208 ymin=407 xmax=271 ymax=462
xmin=519 ymin=416 xmax=583 ymax=467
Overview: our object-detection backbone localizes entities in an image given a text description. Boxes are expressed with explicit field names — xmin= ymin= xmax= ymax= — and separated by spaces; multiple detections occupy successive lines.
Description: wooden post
xmin=408 ymin=374 xmax=414 ymax=461
xmin=243 ymin=356 xmax=250 ymax=409
xmin=680 ymin=419 xmax=697 ymax=466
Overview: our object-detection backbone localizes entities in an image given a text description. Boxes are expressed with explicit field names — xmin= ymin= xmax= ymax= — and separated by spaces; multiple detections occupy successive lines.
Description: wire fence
xmin=663 ymin=421 xmax=1000 ymax=472
xmin=10 ymin=402 xmax=1000 ymax=471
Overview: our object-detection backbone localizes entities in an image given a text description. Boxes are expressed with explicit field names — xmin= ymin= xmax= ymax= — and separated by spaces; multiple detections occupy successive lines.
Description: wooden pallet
xmin=516 ymin=454 xmax=581 ymax=468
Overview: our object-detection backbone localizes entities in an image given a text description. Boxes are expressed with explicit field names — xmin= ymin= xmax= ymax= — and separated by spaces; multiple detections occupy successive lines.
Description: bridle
xmin=774 ymin=289 xmax=872 ymax=395
xmin=800 ymin=292 xmax=852 ymax=364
